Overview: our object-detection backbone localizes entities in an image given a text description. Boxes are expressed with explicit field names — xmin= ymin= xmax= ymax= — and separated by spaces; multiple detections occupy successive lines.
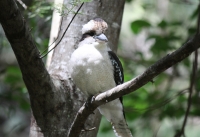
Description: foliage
xmin=131 ymin=20 xmax=151 ymax=34
xmin=54 ymin=1 xmax=80 ymax=16
xmin=28 ymin=1 xmax=53 ymax=18
xmin=54 ymin=0 xmax=90 ymax=16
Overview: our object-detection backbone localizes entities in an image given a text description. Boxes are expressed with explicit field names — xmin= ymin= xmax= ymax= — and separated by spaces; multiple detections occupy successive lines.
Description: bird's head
xmin=80 ymin=18 xmax=108 ymax=45
xmin=82 ymin=18 xmax=108 ymax=35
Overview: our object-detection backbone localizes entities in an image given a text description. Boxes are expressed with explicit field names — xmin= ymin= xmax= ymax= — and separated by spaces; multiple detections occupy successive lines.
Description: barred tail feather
xmin=111 ymin=119 xmax=133 ymax=137
xmin=98 ymin=99 xmax=133 ymax=137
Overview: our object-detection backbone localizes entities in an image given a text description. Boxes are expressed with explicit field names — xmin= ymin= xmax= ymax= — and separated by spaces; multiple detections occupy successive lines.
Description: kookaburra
xmin=69 ymin=18 xmax=133 ymax=137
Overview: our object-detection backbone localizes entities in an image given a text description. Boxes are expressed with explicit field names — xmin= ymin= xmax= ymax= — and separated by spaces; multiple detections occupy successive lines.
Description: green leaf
xmin=4 ymin=66 xmax=22 ymax=84
xmin=182 ymin=58 xmax=190 ymax=67
xmin=158 ymin=20 xmax=182 ymax=28
xmin=19 ymin=99 xmax=30 ymax=111
xmin=131 ymin=20 xmax=151 ymax=34
xmin=158 ymin=20 xmax=168 ymax=28
xmin=148 ymin=35 xmax=170 ymax=53
xmin=148 ymin=34 xmax=179 ymax=53
xmin=190 ymin=5 xmax=199 ymax=20
xmin=188 ymin=27 xmax=196 ymax=35
xmin=195 ymin=74 xmax=200 ymax=92
xmin=169 ymin=21 xmax=182 ymax=26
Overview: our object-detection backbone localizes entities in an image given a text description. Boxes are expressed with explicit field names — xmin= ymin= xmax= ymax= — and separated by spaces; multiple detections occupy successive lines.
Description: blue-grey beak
xmin=94 ymin=34 xmax=108 ymax=42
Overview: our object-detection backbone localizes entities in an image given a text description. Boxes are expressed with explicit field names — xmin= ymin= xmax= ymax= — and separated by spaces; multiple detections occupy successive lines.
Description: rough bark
xmin=0 ymin=0 xmax=125 ymax=137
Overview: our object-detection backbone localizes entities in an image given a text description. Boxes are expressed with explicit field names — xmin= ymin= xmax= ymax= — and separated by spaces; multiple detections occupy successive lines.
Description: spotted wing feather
xmin=108 ymin=51 xmax=124 ymax=85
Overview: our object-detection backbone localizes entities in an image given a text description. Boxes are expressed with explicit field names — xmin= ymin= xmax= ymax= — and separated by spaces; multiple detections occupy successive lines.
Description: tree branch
xmin=0 ymin=0 xmax=66 ymax=136
xmin=68 ymin=16 xmax=200 ymax=137
xmin=174 ymin=3 xmax=200 ymax=137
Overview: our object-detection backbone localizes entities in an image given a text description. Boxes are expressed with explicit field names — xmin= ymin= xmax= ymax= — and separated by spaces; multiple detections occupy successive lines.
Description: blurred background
xmin=0 ymin=0 xmax=200 ymax=137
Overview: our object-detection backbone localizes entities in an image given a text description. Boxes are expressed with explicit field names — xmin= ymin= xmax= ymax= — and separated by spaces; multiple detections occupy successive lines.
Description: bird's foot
xmin=81 ymin=126 xmax=96 ymax=132
xmin=85 ymin=95 xmax=96 ymax=114
xmin=86 ymin=95 xmax=96 ymax=106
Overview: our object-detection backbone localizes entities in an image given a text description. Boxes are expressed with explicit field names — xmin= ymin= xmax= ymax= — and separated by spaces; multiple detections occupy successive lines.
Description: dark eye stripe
xmin=80 ymin=31 xmax=96 ymax=41
xmin=86 ymin=31 xmax=95 ymax=36
xmin=80 ymin=34 xmax=90 ymax=41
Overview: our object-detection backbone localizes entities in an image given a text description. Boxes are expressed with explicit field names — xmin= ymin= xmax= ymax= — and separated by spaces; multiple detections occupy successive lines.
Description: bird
xmin=69 ymin=18 xmax=133 ymax=137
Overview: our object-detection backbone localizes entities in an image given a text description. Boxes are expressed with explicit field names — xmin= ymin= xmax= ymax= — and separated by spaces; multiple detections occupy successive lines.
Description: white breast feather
xmin=70 ymin=42 xmax=115 ymax=96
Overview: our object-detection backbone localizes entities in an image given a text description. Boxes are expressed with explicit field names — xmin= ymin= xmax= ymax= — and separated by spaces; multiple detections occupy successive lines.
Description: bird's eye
xmin=87 ymin=31 xmax=95 ymax=36
xmin=80 ymin=31 xmax=96 ymax=42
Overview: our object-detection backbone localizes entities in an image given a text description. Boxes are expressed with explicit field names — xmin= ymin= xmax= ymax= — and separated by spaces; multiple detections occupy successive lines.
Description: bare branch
xmin=175 ymin=51 xmax=198 ymax=137
xmin=40 ymin=2 xmax=84 ymax=58
xmin=196 ymin=4 xmax=200 ymax=35
xmin=174 ymin=3 xmax=200 ymax=137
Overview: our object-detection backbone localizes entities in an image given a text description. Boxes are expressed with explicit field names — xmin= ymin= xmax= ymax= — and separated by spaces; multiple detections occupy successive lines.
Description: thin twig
xmin=175 ymin=51 xmax=198 ymax=137
xmin=40 ymin=2 xmax=79 ymax=56
xmin=39 ymin=2 xmax=84 ymax=58
xmin=39 ymin=16 xmax=64 ymax=56
xmin=174 ymin=4 xmax=200 ymax=137
xmin=196 ymin=4 xmax=200 ymax=35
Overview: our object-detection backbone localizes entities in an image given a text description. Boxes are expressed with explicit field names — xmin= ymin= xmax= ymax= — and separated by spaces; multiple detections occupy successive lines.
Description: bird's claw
xmin=85 ymin=95 xmax=96 ymax=108
xmin=81 ymin=126 xmax=96 ymax=132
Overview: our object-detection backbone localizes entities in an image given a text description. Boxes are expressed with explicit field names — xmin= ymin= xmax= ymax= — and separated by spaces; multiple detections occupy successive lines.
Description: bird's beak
xmin=94 ymin=34 xmax=108 ymax=42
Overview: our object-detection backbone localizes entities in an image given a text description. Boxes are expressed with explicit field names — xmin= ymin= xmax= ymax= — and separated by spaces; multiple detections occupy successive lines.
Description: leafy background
xmin=0 ymin=0 xmax=200 ymax=137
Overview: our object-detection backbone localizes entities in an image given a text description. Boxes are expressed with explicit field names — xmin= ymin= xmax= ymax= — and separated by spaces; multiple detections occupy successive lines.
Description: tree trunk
xmin=0 ymin=0 xmax=125 ymax=137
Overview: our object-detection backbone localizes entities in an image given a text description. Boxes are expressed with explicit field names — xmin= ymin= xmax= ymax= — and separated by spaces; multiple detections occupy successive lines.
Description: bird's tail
xmin=111 ymin=119 xmax=133 ymax=137
xmin=98 ymin=99 xmax=133 ymax=137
